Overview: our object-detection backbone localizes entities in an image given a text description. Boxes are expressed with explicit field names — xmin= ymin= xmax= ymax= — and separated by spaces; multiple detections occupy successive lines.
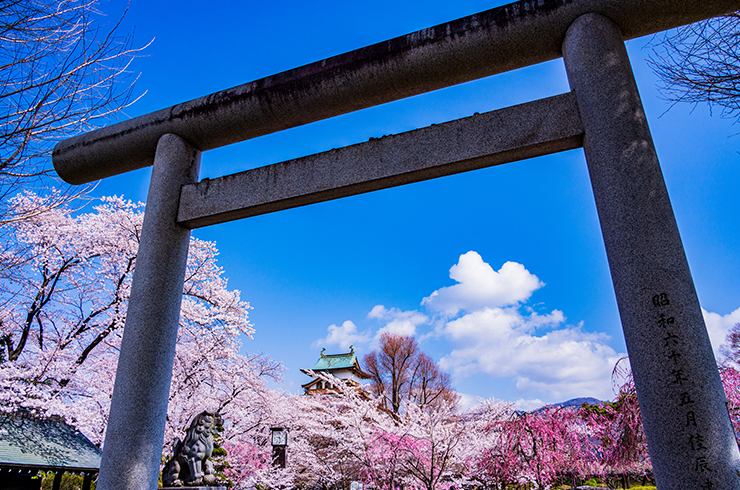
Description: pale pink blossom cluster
xmin=4 ymin=192 xmax=740 ymax=489
xmin=0 ymin=192 xmax=279 ymax=448
xmin=225 ymin=364 xmax=740 ymax=489
xmin=223 ymin=371 xmax=652 ymax=490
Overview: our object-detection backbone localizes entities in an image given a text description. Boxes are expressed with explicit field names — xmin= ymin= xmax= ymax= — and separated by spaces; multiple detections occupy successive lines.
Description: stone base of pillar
xmin=161 ymin=487 xmax=227 ymax=490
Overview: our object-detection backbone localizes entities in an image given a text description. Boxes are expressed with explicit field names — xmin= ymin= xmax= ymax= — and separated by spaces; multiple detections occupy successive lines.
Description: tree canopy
xmin=363 ymin=332 xmax=457 ymax=414
xmin=0 ymin=192 xmax=279 ymax=444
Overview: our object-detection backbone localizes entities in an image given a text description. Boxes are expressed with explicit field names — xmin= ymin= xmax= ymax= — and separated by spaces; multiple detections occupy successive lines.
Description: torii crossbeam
xmin=53 ymin=1 xmax=740 ymax=489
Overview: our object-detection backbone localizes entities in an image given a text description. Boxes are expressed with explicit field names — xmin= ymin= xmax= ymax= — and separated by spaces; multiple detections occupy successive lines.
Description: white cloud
xmin=438 ymin=308 xmax=621 ymax=401
xmin=512 ymin=398 xmax=546 ymax=412
xmin=312 ymin=320 xmax=371 ymax=350
xmin=422 ymin=251 xmax=622 ymax=402
xmin=456 ymin=392 xmax=482 ymax=411
xmin=318 ymin=251 xmax=627 ymax=404
xmin=368 ymin=305 xmax=429 ymax=342
xmin=367 ymin=305 xmax=389 ymax=319
xmin=703 ymin=306 xmax=740 ymax=358
xmin=422 ymin=251 xmax=623 ymax=402
xmin=422 ymin=251 xmax=543 ymax=315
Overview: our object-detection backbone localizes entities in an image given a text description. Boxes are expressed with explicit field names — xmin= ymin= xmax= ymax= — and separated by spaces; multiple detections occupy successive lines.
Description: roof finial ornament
xmin=321 ymin=348 xmax=326 ymax=356
xmin=349 ymin=345 xmax=354 ymax=354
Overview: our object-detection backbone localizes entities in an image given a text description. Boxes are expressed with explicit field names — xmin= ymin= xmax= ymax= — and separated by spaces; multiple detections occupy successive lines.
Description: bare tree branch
xmin=649 ymin=12 xmax=740 ymax=120
xmin=0 ymin=0 xmax=147 ymax=224
xmin=364 ymin=333 xmax=457 ymax=415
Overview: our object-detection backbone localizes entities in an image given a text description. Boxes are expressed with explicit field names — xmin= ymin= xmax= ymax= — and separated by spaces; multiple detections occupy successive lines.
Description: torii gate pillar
xmin=564 ymin=14 xmax=740 ymax=488
xmin=97 ymin=134 xmax=201 ymax=490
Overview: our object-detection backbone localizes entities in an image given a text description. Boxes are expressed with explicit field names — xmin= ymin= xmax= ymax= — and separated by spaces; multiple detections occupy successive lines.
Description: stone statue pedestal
xmin=161 ymin=487 xmax=226 ymax=490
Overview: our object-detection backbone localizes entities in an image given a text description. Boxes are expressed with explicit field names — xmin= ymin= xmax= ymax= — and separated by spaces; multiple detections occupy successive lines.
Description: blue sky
xmin=88 ymin=0 xmax=740 ymax=409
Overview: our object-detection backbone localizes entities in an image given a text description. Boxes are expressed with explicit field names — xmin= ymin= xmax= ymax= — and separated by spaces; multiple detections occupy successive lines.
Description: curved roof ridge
xmin=303 ymin=346 xmax=372 ymax=378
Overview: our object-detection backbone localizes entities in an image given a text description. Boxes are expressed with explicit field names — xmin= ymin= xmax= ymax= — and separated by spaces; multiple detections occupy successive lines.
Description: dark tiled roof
xmin=0 ymin=412 xmax=101 ymax=471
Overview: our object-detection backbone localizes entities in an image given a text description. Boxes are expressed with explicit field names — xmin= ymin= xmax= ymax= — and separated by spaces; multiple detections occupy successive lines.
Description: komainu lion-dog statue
xmin=162 ymin=411 xmax=223 ymax=487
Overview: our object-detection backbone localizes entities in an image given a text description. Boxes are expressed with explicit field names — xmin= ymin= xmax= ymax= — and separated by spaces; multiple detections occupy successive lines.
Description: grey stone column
xmin=97 ymin=134 xmax=201 ymax=490
xmin=563 ymin=13 xmax=740 ymax=489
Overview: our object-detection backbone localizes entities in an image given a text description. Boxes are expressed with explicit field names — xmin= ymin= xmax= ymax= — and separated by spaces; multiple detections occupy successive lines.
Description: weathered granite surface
xmin=162 ymin=412 xmax=223 ymax=487
xmin=97 ymin=134 xmax=202 ymax=490
xmin=563 ymin=12 xmax=740 ymax=490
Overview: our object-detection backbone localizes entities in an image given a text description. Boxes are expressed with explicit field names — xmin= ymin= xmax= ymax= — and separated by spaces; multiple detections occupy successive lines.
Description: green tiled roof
xmin=0 ymin=412 xmax=101 ymax=471
xmin=310 ymin=351 xmax=358 ymax=371
xmin=304 ymin=346 xmax=370 ymax=378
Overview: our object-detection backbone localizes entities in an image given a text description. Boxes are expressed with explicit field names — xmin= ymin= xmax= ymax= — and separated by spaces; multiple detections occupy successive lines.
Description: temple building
xmin=0 ymin=411 xmax=101 ymax=490
xmin=301 ymin=346 xmax=372 ymax=395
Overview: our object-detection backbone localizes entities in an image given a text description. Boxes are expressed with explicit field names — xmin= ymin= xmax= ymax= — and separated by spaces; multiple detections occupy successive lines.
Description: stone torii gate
xmin=53 ymin=1 xmax=740 ymax=489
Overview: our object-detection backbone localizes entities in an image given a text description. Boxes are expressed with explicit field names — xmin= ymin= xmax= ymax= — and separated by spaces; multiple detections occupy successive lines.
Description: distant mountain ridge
xmin=552 ymin=397 xmax=602 ymax=408
xmin=530 ymin=397 xmax=603 ymax=412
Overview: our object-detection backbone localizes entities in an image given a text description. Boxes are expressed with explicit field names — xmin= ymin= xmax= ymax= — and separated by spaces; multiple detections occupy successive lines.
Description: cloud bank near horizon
xmin=313 ymin=251 xmax=738 ymax=402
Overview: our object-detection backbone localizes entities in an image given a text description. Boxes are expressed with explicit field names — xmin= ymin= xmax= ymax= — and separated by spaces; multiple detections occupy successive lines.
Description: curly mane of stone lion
xmin=162 ymin=411 xmax=222 ymax=487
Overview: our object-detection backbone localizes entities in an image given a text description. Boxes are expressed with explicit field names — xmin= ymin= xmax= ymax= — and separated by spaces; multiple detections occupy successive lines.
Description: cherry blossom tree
xmin=208 ymin=350 xmax=740 ymax=490
xmin=0 ymin=192 xmax=280 ymax=448
xmin=719 ymin=365 xmax=740 ymax=439
xmin=360 ymin=429 xmax=408 ymax=490
xmin=715 ymin=324 xmax=740 ymax=439
xmin=214 ymin=388 xmax=295 ymax=489
xmin=219 ymin=371 xmax=375 ymax=490
xmin=220 ymin=440 xmax=270 ymax=484
xmin=257 ymin=373 xmax=471 ymax=490
xmin=287 ymin=374 xmax=396 ymax=490
xmin=397 ymin=401 xmax=466 ymax=490
xmin=497 ymin=407 xmax=599 ymax=489
xmin=457 ymin=398 xmax=518 ymax=490
xmin=580 ymin=358 xmax=650 ymax=487
xmin=227 ymin=371 xmax=414 ymax=490
xmin=580 ymin=394 xmax=649 ymax=484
